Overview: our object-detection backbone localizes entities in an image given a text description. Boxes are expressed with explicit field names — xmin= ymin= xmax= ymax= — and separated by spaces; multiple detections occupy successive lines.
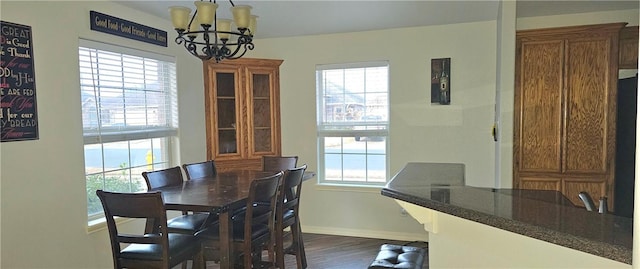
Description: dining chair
xmin=142 ymin=166 xmax=210 ymax=235
xmin=196 ymin=171 xmax=284 ymax=269
xmin=262 ymin=156 xmax=298 ymax=172
xmin=274 ymin=164 xmax=308 ymax=269
xmin=96 ymin=190 xmax=202 ymax=269
xmin=182 ymin=160 xmax=217 ymax=180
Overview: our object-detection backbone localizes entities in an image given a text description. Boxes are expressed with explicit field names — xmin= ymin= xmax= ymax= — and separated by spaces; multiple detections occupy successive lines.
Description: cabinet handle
xmin=492 ymin=123 xmax=498 ymax=142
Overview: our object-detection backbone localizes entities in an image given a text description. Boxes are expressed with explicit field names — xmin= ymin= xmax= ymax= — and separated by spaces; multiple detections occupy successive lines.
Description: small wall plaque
xmin=431 ymin=58 xmax=451 ymax=105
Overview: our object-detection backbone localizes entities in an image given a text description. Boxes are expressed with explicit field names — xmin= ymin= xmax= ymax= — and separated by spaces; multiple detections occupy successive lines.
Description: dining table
xmin=157 ymin=169 xmax=315 ymax=269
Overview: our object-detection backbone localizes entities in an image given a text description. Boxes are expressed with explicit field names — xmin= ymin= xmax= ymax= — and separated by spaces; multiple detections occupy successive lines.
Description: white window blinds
xmin=78 ymin=40 xmax=178 ymax=144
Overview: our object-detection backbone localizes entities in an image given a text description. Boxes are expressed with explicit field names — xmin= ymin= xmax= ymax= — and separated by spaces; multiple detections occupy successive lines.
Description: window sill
xmin=87 ymin=217 xmax=133 ymax=234
xmin=314 ymin=183 xmax=383 ymax=193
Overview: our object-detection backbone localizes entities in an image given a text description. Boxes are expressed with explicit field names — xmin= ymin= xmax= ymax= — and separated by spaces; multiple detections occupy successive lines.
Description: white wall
xmin=0 ymin=1 xmax=205 ymax=268
xmin=249 ymin=21 xmax=499 ymax=238
xmin=496 ymin=0 xmax=517 ymax=189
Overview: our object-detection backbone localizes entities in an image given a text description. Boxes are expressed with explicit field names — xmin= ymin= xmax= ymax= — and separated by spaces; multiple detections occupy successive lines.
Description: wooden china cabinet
xmin=513 ymin=23 xmax=626 ymax=211
xmin=203 ymin=58 xmax=284 ymax=171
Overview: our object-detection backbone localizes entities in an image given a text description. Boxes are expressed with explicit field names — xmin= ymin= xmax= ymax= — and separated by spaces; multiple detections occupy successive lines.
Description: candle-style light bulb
xmin=194 ymin=1 xmax=218 ymax=27
xmin=231 ymin=5 xmax=252 ymax=29
xmin=216 ymin=19 xmax=232 ymax=40
xmin=248 ymin=15 xmax=258 ymax=36
xmin=169 ymin=6 xmax=191 ymax=31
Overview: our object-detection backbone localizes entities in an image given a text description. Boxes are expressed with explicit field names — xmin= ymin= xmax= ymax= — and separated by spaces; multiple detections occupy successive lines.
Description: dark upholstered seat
xmin=369 ymin=244 xmax=426 ymax=269
xmin=96 ymin=190 xmax=202 ymax=269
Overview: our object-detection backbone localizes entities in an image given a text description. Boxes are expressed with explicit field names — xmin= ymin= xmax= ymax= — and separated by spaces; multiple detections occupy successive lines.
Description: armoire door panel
xmin=517 ymin=41 xmax=564 ymax=172
xmin=563 ymin=178 xmax=607 ymax=207
xmin=564 ymin=38 xmax=611 ymax=173
xmin=519 ymin=177 xmax=562 ymax=192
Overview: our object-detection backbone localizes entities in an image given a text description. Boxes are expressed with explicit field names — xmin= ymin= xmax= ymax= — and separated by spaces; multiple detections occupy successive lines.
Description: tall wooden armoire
xmin=513 ymin=23 xmax=626 ymax=211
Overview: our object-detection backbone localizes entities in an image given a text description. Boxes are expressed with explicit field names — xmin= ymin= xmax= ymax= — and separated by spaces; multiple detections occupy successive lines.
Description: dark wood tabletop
xmin=160 ymin=170 xmax=315 ymax=211
xmin=160 ymin=170 xmax=275 ymax=212
xmin=157 ymin=169 xmax=315 ymax=269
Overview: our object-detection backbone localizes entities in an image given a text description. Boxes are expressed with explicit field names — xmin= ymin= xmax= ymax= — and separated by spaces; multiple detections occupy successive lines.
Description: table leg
xmin=219 ymin=210 xmax=233 ymax=269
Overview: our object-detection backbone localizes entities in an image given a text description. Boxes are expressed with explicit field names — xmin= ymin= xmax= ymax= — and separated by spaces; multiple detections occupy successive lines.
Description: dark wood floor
xmin=190 ymin=233 xmax=429 ymax=269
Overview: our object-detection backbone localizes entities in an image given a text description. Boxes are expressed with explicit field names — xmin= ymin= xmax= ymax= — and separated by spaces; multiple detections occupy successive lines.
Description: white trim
xmin=313 ymin=183 xmax=381 ymax=193
xmin=301 ymin=225 xmax=429 ymax=242
xmin=316 ymin=60 xmax=389 ymax=70
xmin=315 ymin=62 xmax=390 ymax=186
xmin=83 ymin=128 xmax=178 ymax=144
xmin=317 ymin=129 xmax=389 ymax=137
xmin=87 ymin=217 xmax=134 ymax=234
xmin=80 ymin=40 xmax=179 ymax=226
xmin=79 ymin=38 xmax=175 ymax=63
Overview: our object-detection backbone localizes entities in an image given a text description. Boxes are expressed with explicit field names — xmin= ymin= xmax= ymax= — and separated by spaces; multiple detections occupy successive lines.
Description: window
xmin=79 ymin=40 xmax=178 ymax=221
xmin=316 ymin=62 xmax=389 ymax=186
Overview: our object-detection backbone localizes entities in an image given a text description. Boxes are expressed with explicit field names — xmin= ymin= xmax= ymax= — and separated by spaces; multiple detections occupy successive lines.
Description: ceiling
xmin=115 ymin=0 xmax=639 ymax=39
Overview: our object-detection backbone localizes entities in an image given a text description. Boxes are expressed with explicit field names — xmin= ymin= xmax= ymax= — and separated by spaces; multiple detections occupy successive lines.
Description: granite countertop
xmin=381 ymin=162 xmax=633 ymax=264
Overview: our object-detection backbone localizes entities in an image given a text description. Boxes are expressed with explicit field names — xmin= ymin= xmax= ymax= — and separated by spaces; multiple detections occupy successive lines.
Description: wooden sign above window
xmin=90 ymin=11 xmax=167 ymax=47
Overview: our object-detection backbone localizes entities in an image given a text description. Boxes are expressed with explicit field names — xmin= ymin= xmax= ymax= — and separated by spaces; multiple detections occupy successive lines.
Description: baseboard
xmin=301 ymin=225 xmax=429 ymax=242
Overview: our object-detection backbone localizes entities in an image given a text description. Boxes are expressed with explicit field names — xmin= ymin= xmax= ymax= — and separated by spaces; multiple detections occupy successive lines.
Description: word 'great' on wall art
xmin=1 ymin=20 xmax=39 ymax=142
xmin=431 ymin=58 xmax=451 ymax=105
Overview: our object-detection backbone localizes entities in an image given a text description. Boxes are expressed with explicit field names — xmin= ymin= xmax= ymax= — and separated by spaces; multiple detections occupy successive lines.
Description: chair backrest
xmin=96 ymin=190 xmax=170 ymax=268
xmin=243 ymin=171 xmax=283 ymax=233
xmin=278 ymin=164 xmax=308 ymax=218
xmin=262 ymin=156 xmax=298 ymax=172
xmin=182 ymin=160 xmax=217 ymax=180
xmin=142 ymin=166 xmax=184 ymax=190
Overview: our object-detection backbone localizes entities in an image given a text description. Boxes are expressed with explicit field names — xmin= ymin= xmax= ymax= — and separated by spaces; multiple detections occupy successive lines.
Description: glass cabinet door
xmin=215 ymin=71 xmax=240 ymax=156
xmin=248 ymin=68 xmax=276 ymax=156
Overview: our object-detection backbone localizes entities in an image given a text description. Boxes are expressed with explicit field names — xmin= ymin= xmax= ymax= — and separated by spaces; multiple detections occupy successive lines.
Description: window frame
xmin=79 ymin=39 xmax=179 ymax=223
xmin=316 ymin=61 xmax=390 ymax=187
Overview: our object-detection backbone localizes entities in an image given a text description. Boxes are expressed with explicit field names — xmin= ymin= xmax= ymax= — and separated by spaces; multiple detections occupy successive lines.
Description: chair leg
xmin=252 ymin=250 xmax=261 ymax=269
xmin=250 ymin=246 xmax=271 ymax=269
xmin=267 ymin=237 xmax=277 ymax=268
xmin=293 ymin=221 xmax=307 ymax=269
xmin=192 ymin=249 xmax=204 ymax=269
xmin=275 ymin=228 xmax=285 ymax=269
xmin=290 ymin=227 xmax=302 ymax=269
xmin=244 ymin=244 xmax=253 ymax=269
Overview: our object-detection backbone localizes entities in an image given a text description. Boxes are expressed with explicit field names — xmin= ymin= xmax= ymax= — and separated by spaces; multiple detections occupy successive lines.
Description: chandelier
xmin=169 ymin=1 xmax=256 ymax=62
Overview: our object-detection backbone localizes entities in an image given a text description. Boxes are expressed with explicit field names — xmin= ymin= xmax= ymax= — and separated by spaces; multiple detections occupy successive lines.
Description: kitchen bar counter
xmin=382 ymin=162 xmax=633 ymax=266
